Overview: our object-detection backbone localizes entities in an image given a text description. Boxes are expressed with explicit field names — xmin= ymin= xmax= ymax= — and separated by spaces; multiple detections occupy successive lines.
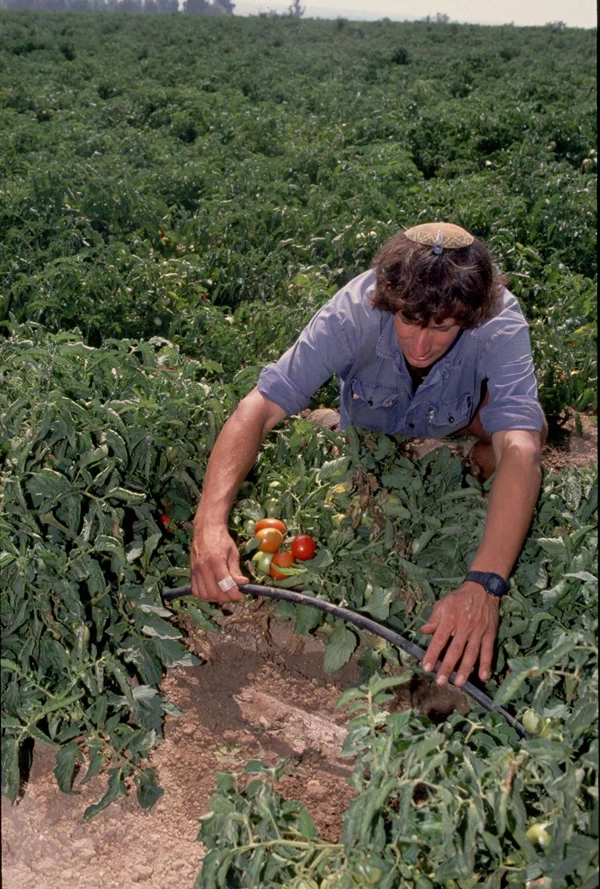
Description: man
xmin=190 ymin=222 xmax=548 ymax=689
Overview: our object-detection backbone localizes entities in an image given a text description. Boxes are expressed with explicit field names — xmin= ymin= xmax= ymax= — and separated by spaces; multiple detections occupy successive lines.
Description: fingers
xmin=454 ymin=635 xmax=483 ymax=687
xmin=478 ymin=630 xmax=496 ymax=683
xmin=190 ymin=532 xmax=247 ymax=604
xmin=420 ymin=618 xmax=438 ymax=635
xmin=420 ymin=605 xmax=441 ymax=637
xmin=226 ymin=549 xmax=249 ymax=588
xmin=434 ymin=631 xmax=469 ymax=685
xmin=422 ymin=621 xmax=453 ymax=675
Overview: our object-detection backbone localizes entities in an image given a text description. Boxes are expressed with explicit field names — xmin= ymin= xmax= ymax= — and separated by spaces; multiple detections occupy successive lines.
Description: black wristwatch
xmin=465 ymin=570 xmax=508 ymax=597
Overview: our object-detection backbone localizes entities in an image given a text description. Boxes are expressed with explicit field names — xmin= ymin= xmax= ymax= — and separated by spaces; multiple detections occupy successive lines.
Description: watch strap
xmin=465 ymin=570 xmax=508 ymax=597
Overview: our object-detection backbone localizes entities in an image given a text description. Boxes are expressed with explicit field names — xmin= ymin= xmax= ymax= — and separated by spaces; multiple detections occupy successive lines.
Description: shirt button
xmin=449 ymin=415 xmax=454 ymax=423
xmin=408 ymin=422 xmax=415 ymax=429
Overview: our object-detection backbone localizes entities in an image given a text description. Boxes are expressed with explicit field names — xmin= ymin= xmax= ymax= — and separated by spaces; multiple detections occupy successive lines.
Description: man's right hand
xmin=190 ymin=522 xmax=248 ymax=604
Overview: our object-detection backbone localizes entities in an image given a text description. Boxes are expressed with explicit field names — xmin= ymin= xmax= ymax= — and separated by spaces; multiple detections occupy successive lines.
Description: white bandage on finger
xmin=218 ymin=576 xmax=237 ymax=593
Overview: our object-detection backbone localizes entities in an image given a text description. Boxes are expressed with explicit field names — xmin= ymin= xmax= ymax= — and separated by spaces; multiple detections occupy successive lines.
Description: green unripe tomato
xmin=251 ymin=551 xmax=274 ymax=575
xmin=522 ymin=709 xmax=542 ymax=734
xmin=319 ymin=877 xmax=344 ymax=889
xmin=262 ymin=497 xmax=281 ymax=517
xmin=243 ymin=518 xmax=256 ymax=536
xmin=351 ymin=862 xmax=383 ymax=885
xmin=526 ymin=823 xmax=552 ymax=848
xmin=522 ymin=709 xmax=555 ymax=738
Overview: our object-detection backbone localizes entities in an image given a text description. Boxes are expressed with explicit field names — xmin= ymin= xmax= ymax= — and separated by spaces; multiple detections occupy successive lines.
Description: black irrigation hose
xmin=162 ymin=582 xmax=529 ymax=739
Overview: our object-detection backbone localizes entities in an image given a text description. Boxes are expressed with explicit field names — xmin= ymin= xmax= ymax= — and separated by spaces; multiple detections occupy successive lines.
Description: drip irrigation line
xmin=162 ymin=582 xmax=529 ymax=739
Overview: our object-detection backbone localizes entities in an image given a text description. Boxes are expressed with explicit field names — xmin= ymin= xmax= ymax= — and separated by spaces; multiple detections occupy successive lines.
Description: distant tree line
xmin=0 ymin=0 xmax=235 ymax=13
xmin=0 ymin=0 xmax=308 ymax=12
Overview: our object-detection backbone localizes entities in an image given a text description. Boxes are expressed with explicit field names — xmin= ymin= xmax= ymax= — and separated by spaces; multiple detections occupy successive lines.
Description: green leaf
xmin=151 ymin=637 xmax=202 ymax=668
xmin=28 ymin=725 xmax=60 ymax=748
xmin=81 ymin=745 xmax=106 ymax=785
xmin=54 ymin=741 xmax=80 ymax=793
xmin=323 ymin=624 xmax=357 ymax=673
xmin=334 ymin=687 xmax=366 ymax=710
xmin=369 ymin=674 xmax=412 ymax=696
xmin=135 ymin=768 xmax=164 ymax=810
xmin=139 ymin=611 xmax=182 ymax=640
xmin=305 ymin=548 xmax=334 ymax=572
xmin=1 ymin=737 xmax=21 ymax=803
xmin=105 ymin=487 xmax=146 ymax=505
xmin=537 ymin=537 xmax=568 ymax=561
xmin=83 ymin=768 xmax=127 ymax=820
xmin=493 ymin=656 xmax=540 ymax=706
xmin=293 ymin=603 xmax=322 ymax=635
xmin=360 ymin=587 xmax=394 ymax=620
xmin=316 ymin=456 xmax=350 ymax=482
xmin=297 ymin=804 xmax=318 ymax=839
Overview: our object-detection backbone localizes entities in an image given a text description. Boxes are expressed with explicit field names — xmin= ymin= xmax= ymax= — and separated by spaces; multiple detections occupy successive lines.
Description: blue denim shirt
xmin=257 ymin=269 xmax=545 ymax=439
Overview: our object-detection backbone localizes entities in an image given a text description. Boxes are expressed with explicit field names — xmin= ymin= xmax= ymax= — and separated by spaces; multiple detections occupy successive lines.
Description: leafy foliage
xmin=0 ymin=325 xmax=234 ymax=813
xmin=0 ymin=11 xmax=596 ymax=421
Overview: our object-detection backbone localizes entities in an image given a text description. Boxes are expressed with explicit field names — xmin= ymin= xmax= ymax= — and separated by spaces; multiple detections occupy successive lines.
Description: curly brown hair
xmin=370 ymin=231 xmax=508 ymax=328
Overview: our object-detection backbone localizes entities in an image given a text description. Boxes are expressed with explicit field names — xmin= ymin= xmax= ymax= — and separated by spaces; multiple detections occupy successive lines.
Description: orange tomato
xmin=255 ymin=528 xmax=284 ymax=553
xmin=269 ymin=550 xmax=295 ymax=579
xmin=254 ymin=517 xmax=287 ymax=535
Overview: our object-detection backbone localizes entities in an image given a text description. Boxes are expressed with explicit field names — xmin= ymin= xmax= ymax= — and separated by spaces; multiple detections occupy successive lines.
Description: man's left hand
xmin=419 ymin=581 xmax=500 ymax=687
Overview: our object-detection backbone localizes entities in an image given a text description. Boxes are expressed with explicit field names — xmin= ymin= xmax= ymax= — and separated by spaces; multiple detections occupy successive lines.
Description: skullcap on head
xmin=404 ymin=222 xmax=475 ymax=250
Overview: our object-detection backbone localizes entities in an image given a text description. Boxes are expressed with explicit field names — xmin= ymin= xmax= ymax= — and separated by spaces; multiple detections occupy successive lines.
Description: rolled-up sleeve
xmin=479 ymin=321 xmax=545 ymax=435
xmin=257 ymin=290 xmax=360 ymax=416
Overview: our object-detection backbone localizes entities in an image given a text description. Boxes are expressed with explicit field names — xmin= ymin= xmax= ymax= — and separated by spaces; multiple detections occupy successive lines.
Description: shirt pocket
xmin=348 ymin=377 xmax=405 ymax=433
xmin=427 ymin=392 xmax=473 ymax=437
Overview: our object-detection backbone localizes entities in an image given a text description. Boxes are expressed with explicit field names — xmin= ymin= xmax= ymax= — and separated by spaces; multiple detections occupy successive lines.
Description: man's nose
xmin=414 ymin=328 xmax=431 ymax=352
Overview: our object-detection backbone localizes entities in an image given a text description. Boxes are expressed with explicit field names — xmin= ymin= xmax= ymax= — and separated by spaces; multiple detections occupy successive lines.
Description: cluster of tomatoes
xmin=249 ymin=518 xmax=317 ymax=580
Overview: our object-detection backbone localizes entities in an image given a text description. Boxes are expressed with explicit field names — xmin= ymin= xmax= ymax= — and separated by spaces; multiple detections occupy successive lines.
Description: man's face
xmin=394 ymin=313 xmax=461 ymax=368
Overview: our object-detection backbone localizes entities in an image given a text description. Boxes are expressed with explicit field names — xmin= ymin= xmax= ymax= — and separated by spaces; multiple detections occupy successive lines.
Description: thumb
xmin=227 ymin=548 xmax=249 ymax=585
xmin=420 ymin=613 xmax=439 ymax=635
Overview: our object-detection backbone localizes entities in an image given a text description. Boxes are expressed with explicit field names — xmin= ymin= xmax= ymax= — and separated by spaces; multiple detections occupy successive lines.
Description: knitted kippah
xmin=404 ymin=222 xmax=475 ymax=252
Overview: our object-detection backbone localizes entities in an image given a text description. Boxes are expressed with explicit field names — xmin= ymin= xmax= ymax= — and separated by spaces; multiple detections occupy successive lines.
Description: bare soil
xmin=409 ymin=410 xmax=597 ymax=474
xmin=0 ymin=608 xmax=470 ymax=889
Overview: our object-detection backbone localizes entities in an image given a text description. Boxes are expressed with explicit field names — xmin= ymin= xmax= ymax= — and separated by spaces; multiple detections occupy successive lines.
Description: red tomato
xmin=254 ymin=518 xmax=287 ymax=535
xmin=255 ymin=528 xmax=284 ymax=553
xmin=291 ymin=535 xmax=317 ymax=561
xmin=159 ymin=514 xmax=171 ymax=531
xmin=269 ymin=551 xmax=295 ymax=580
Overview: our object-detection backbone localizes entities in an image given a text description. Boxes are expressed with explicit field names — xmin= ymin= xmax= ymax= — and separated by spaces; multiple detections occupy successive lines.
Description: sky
xmin=231 ymin=0 xmax=597 ymax=29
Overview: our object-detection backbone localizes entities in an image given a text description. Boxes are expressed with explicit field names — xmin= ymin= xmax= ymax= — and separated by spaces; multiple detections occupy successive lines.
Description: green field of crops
xmin=1 ymin=11 xmax=597 ymax=888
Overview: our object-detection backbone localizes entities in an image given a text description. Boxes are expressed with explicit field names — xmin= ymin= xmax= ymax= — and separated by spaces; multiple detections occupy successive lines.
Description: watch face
xmin=489 ymin=577 xmax=501 ymax=593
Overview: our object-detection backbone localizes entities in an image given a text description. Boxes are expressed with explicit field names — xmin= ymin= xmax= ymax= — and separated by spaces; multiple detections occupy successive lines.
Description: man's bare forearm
xmin=194 ymin=390 xmax=286 ymax=527
xmin=470 ymin=436 xmax=542 ymax=578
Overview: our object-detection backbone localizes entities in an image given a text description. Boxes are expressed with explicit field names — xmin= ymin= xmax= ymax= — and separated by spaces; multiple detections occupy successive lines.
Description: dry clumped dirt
xmin=1 ymin=608 xmax=469 ymax=889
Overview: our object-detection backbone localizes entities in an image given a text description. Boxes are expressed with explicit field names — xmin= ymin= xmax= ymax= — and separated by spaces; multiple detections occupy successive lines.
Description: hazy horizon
xmin=232 ymin=0 xmax=597 ymax=29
